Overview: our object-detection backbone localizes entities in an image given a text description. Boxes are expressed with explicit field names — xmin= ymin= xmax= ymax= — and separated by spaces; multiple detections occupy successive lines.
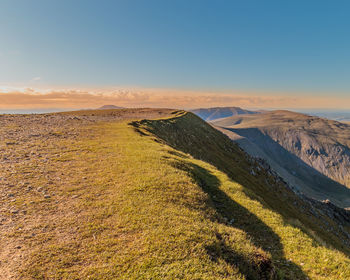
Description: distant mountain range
xmin=98 ymin=105 xmax=124 ymax=110
xmin=191 ymin=106 xmax=259 ymax=121
xmin=212 ymin=110 xmax=350 ymax=208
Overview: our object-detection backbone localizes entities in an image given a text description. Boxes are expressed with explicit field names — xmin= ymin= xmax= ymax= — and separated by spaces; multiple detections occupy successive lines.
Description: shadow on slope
xmin=226 ymin=127 xmax=350 ymax=208
xmin=130 ymin=112 xmax=350 ymax=258
xmin=170 ymin=159 xmax=307 ymax=279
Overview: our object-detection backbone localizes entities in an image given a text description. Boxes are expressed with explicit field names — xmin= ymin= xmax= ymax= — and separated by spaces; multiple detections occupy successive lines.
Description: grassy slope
xmin=17 ymin=114 xmax=267 ymax=280
xmin=5 ymin=110 xmax=350 ymax=279
xmin=138 ymin=112 xmax=350 ymax=279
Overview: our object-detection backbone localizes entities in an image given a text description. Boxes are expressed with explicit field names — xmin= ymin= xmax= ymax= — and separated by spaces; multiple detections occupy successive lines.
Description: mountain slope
xmin=137 ymin=112 xmax=350 ymax=279
xmin=1 ymin=109 xmax=350 ymax=279
xmin=212 ymin=111 xmax=350 ymax=208
xmin=191 ymin=106 xmax=258 ymax=121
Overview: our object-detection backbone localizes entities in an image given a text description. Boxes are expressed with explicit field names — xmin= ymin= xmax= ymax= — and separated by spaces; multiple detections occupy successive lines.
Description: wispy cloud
xmin=31 ymin=77 xmax=42 ymax=81
xmin=0 ymin=87 xmax=349 ymax=110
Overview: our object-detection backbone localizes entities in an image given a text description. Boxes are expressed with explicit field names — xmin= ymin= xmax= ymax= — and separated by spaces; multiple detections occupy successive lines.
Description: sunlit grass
xmin=15 ymin=113 xmax=350 ymax=279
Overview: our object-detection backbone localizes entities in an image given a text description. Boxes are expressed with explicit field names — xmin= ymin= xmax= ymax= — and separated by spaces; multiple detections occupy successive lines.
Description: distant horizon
xmin=0 ymin=86 xmax=349 ymax=112
xmin=2 ymin=106 xmax=350 ymax=112
xmin=1 ymin=102 xmax=350 ymax=117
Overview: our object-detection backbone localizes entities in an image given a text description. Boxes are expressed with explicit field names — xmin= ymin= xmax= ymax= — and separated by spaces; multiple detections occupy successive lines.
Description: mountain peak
xmin=98 ymin=105 xmax=123 ymax=110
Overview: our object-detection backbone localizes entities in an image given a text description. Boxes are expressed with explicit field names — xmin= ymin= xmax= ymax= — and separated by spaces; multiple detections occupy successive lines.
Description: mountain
xmin=2 ymin=109 xmax=350 ymax=279
xmin=191 ymin=106 xmax=259 ymax=121
xmin=212 ymin=110 xmax=350 ymax=208
xmin=98 ymin=104 xmax=124 ymax=109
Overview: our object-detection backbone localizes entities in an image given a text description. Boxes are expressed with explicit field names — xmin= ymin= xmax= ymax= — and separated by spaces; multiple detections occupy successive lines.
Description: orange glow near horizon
xmin=0 ymin=87 xmax=349 ymax=110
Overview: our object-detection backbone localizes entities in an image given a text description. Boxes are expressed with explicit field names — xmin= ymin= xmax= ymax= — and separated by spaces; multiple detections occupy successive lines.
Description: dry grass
xmin=1 ymin=109 xmax=350 ymax=279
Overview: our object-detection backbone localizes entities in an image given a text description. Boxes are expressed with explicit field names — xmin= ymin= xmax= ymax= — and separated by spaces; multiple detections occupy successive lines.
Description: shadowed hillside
xmin=136 ymin=112 xmax=350 ymax=279
xmin=212 ymin=111 xmax=350 ymax=208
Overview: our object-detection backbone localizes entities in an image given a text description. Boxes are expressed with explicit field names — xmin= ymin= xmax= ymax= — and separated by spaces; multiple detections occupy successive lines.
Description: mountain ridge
xmin=2 ymin=109 xmax=350 ymax=279
xmin=191 ymin=106 xmax=259 ymax=121
xmin=212 ymin=110 xmax=350 ymax=208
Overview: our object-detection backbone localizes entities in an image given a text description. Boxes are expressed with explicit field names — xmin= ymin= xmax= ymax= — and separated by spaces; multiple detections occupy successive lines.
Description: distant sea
xmin=295 ymin=109 xmax=350 ymax=123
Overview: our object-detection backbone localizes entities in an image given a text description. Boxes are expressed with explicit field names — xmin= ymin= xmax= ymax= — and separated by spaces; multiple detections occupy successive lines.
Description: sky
xmin=0 ymin=0 xmax=350 ymax=110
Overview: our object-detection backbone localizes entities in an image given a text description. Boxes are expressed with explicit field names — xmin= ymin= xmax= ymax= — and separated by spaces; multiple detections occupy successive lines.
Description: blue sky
xmin=0 ymin=0 xmax=350 ymax=107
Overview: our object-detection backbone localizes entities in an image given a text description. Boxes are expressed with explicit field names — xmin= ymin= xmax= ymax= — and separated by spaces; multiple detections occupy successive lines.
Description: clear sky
xmin=1 ymin=0 xmax=350 ymax=109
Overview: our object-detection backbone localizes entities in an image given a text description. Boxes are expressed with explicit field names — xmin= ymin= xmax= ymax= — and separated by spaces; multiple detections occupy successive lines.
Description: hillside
xmin=212 ymin=111 xmax=350 ymax=208
xmin=1 ymin=109 xmax=350 ymax=279
xmin=191 ymin=106 xmax=258 ymax=121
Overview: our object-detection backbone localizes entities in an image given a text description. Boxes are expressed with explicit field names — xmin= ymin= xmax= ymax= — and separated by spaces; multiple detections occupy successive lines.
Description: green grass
xmin=17 ymin=112 xmax=350 ymax=279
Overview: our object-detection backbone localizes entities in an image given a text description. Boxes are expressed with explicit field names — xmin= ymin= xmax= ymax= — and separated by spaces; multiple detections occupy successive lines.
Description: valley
xmin=212 ymin=110 xmax=350 ymax=208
